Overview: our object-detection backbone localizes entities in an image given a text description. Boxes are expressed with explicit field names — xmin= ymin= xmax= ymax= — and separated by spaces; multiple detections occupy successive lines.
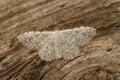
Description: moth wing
xmin=17 ymin=31 xmax=45 ymax=50
xmin=77 ymin=27 xmax=96 ymax=46
xmin=55 ymin=29 xmax=80 ymax=60
xmin=39 ymin=32 xmax=56 ymax=61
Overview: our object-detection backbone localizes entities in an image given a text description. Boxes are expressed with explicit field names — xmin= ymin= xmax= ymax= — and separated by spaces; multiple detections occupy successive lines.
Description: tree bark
xmin=0 ymin=0 xmax=120 ymax=80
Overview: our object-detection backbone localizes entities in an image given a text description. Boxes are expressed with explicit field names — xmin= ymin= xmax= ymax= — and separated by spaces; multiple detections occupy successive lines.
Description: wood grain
xmin=0 ymin=0 xmax=120 ymax=80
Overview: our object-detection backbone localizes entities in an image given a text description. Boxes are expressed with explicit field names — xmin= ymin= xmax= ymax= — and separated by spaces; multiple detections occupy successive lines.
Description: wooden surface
xmin=0 ymin=0 xmax=120 ymax=80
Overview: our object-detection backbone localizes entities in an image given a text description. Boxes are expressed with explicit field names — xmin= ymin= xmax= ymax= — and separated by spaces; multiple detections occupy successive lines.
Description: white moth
xmin=17 ymin=26 xmax=96 ymax=61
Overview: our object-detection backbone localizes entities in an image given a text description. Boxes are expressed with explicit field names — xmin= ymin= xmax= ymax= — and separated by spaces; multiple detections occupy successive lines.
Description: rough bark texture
xmin=0 ymin=0 xmax=120 ymax=80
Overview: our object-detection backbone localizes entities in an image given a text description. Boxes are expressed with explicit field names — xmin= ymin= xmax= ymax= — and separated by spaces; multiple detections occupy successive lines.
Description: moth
xmin=18 ymin=26 xmax=96 ymax=61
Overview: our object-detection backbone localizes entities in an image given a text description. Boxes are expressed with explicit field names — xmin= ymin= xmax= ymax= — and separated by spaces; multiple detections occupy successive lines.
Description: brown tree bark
xmin=0 ymin=0 xmax=120 ymax=80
